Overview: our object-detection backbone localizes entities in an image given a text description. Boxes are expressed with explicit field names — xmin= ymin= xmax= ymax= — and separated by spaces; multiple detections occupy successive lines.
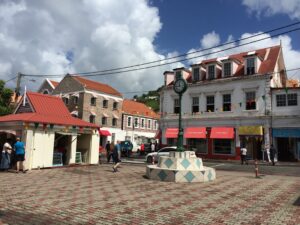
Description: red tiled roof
xmin=122 ymin=99 xmax=160 ymax=119
xmin=0 ymin=92 xmax=98 ymax=128
xmin=194 ymin=45 xmax=281 ymax=76
xmin=72 ymin=76 xmax=122 ymax=97
xmin=286 ymin=79 xmax=300 ymax=87
xmin=49 ymin=80 xmax=59 ymax=88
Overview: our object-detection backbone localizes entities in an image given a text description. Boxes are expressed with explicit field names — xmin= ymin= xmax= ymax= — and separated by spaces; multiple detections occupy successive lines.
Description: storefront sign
xmin=184 ymin=127 xmax=206 ymax=139
xmin=210 ymin=127 xmax=234 ymax=139
xmin=238 ymin=126 xmax=263 ymax=135
xmin=165 ymin=128 xmax=179 ymax=138
xmin=273 ymin=128 xmax=300 ymax=137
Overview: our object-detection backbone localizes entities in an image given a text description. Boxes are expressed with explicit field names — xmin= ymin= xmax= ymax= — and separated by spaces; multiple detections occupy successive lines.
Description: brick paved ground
xmin=0 ymin=164 xmax=299 ymax=225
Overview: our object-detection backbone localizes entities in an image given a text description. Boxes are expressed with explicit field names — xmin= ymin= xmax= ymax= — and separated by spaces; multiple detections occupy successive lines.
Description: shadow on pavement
xmin=293 ymin=196 xmax=300 ymax=206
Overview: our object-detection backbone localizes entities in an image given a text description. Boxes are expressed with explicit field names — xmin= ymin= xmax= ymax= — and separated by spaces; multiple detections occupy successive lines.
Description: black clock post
xmin=173 ymin=70 xmax=187 ymax=152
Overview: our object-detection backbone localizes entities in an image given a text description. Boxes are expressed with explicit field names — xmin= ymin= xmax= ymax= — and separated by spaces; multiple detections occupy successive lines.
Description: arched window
xmin=43 ymin=89 xmax=49 ymax=94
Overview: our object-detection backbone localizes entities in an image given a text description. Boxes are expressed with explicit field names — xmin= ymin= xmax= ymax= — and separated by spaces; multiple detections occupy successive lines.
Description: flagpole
xmin=23 ymin=86 xmax=27 ymax=106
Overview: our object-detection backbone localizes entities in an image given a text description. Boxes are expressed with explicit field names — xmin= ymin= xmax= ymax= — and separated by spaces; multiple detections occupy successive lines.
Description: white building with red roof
xmin=121 ymin=99 xmax=159 ymax=147
xmin=160 ymin=45 xmax=295 ymax=161
xmin=0 ymin=92 xmax=100 ymax=169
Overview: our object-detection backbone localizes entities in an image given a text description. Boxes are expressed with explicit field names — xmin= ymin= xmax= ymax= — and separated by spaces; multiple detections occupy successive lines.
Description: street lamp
xmin=173 ymin=70 xmax=188 ymax=152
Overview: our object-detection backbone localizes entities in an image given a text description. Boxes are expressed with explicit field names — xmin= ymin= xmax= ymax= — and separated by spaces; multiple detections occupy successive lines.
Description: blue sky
xmin=151 ymin=0 xmax=300 ymax=55
xmin=0 ymin=0 xmax=300 ymax=95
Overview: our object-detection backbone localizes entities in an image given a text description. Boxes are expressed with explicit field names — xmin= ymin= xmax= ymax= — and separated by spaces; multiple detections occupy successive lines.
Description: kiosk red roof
xmin=0 ymin=92 xmax=98 ymax=128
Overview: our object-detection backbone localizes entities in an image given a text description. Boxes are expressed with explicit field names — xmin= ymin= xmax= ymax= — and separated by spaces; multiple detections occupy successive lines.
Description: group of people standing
xmin=240 ymin=144 xmax=277 ymax=166
xmin=0 ymin=137 xmax=26 ymax=173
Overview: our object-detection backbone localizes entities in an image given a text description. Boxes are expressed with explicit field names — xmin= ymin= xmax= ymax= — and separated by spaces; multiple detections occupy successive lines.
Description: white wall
xmin=90 ymin=133 xmax=100 ymax=164
xmin=163 ymin=75 xmax=269 ymax=118
xmin=31 ymin=130 xmax=55 ymax=169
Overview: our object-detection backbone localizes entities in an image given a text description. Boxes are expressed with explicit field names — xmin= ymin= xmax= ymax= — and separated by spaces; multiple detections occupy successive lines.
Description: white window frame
xmin=141 ymin=118 xmax=145 ymax=129
xmin=223 ymin=61 xmax=232 ymax=77
xmin=127 ymin=116 xmax=132 ymax=127
xmin=245 ymin=57 xmax=256 ymax=75
xmin=147 ymin=119 xmax=152 ymax=129
xmin=192 ymin=67 xmax=200 ymax=82
xmin=207 ymin=65 xmax=215 ymax=79
xmin=154 ymin=120 xmax=158 ymax=130
xmin=134 ymin=117 xmax=139 ymax=128
xmin=206 ymin=95 xmax=215 ymax=112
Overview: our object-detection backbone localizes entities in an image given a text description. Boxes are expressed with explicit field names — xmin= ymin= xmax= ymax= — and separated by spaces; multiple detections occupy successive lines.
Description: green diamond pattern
xmin=164 ymin=159 xmax=174 ymax=168
xmin=181 ymin=159 xmax=191 ymax=169
xmin=158 ymin=170 xmax=168 ymax=181
xmin=196 ymin=159 xmax=201 ymax=168
xmin=208 ymin=170 xmax=213 ymax=181
xmin=184 ymin=171 xmax=195 ymax=182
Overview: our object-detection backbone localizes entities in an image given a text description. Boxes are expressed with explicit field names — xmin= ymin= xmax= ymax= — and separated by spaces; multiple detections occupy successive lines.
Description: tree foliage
xmin=0 ymin=80 xmax=13 ymax=116
xmin=134 ymin=86 xmax=162 ymax=112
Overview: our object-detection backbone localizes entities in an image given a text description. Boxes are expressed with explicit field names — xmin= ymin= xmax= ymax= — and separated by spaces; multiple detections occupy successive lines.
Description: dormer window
xmin=246 ymin=57 xmax=255 ymax=75
xmin=223 ymin=62 xmax=232 ymax=77
xmin=192 ymin=67 xmax=200 ymax=82
xmin=208 ymin=65 xmax=215 ymax=79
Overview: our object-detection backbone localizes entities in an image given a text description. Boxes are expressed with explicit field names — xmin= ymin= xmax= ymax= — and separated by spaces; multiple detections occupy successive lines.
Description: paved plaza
xmin=0 ymin=164 xmax=299 ymax=225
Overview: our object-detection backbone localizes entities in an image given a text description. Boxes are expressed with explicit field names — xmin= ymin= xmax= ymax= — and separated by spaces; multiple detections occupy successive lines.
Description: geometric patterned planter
xmin=146 ymin=151 xmax=216 ymax=183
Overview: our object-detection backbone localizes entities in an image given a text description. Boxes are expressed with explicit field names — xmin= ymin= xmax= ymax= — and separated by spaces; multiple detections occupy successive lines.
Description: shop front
xmin=273 ymin=128 xmax=300 ymax=161
xmin=165 ymin=128 xmax=178 ymax=146
xmin=184 ymin=127 xmax=207 ymax=154
xmin=209 ymin=127 xmax=235 ymax=159
xmin=238 ymin=126 xmax=263 ymax=160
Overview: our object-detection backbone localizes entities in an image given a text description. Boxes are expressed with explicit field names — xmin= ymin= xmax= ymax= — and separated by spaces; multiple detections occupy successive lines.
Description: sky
xmin=1 ymin=0 xmax=300 ymax=97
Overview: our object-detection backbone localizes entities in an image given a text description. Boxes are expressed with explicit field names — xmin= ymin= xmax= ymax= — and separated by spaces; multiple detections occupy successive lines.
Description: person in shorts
xmin=14 ymin=137 xmax=26 ymax=173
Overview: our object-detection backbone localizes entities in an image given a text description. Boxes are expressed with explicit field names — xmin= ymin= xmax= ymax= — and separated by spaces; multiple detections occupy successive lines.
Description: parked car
xmin=121 ymin=141 xmax=133 ymax=157
xmin=145 ymin=146 xmax=176 ymax=163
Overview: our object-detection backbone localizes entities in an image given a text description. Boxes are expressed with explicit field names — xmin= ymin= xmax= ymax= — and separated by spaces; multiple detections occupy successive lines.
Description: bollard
xmin=254 ymin=159 xmax=259 ymax=178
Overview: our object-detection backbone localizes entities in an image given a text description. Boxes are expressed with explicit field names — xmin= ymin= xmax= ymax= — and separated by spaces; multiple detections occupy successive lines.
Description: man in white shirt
xmin=151 ymin=143 xmax=155 ymax=152
xmin=240 ymin=146 xmax=248 ymax=165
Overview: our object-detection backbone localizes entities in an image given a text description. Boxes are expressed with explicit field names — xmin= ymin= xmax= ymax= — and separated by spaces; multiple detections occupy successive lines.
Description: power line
xmin=22 ymin=21 xmax=300 ymax=77
xmin=22 ymin=26 xmax=300 ymax=78
xmin=4 ymin=76 xmax=17 ymax=83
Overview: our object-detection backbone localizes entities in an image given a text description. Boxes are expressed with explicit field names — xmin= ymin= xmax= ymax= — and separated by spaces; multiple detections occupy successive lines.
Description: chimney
xmin=163 ymin=71 xmax=175 ymax=86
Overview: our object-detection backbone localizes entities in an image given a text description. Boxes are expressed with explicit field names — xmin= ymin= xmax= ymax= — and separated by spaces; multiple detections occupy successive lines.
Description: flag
xmin=23 ymin=86 xmax=27 ymax=106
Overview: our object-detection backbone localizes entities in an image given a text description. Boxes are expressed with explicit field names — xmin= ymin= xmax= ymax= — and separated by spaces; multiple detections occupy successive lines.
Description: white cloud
xmin=0 ymin=0 xmax=174 ymax=96
xmin=187 ymin=31 xmax=300 ymax=79
xmin=242 ymin=0 xmax=300 ymax=19
xmin=200 ymin=31 xmax=221 ymax=49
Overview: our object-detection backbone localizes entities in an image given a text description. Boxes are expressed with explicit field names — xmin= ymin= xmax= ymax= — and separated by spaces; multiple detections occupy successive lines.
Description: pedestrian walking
xmin=105 ymin=141 xmax=111 ymax=163
xmin=14 ymin=137 xmax=26 ymax=173
xmin=112 ymin=140 xmax=121 ymax=172
xmin=0 ymin=140 xmax=12 ymax=171
xmin=151 ymin=142 xmax=155 ymax=152
xmin=240 ymin=146 xmax=248 ymax=165
xmin=270 ymin=144 xmax=276 ymax=166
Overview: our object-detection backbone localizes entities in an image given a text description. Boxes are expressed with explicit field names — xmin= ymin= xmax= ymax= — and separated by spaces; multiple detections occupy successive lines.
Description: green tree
xmin=0 ymin=80 xmax=13 ymax=116
xmin=134 ymin=86 xmax=162 ymax=112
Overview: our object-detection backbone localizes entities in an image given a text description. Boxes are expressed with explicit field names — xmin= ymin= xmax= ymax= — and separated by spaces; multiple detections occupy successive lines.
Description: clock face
xmin=174 ymin=79 xmax=187 ymax=94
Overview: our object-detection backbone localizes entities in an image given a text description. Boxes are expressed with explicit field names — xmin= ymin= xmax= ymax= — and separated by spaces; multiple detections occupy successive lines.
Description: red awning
xmin=165 ymin=128 xmax=178 ymax=138
xmin=210 ymin=127 xmax=234 ymax=139
xmin=184 ymin=127 xmax=206 ymax=138
xmin=99 ymin=129 xmax=111 ymax=136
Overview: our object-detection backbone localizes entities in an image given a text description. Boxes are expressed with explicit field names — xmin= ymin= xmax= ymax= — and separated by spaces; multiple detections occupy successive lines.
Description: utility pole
xmin=15 ymin=72 xmax=22 ymax=100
